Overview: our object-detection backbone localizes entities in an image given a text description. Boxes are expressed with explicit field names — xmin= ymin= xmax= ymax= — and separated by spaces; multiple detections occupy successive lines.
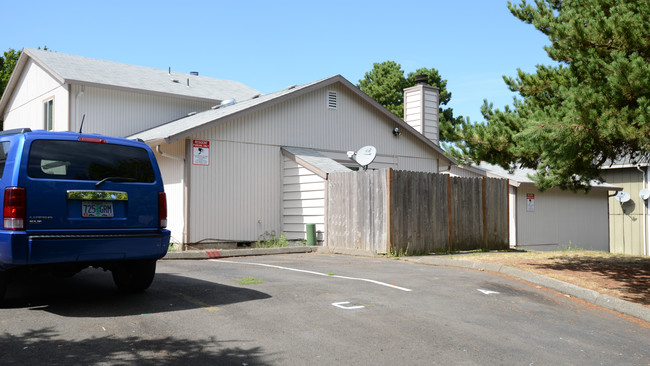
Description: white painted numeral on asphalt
xmin=332 ymin=301 xmax=365 ymax=310
xmin=478 ymin=289 xmax=500 ymax=295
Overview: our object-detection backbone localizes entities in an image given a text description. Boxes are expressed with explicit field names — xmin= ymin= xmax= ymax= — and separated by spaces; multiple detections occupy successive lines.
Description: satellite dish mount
xmin=614 ymin=191 xmax=631 ymax=203
xmin=347 ymin=145 xmax=377 ymax=171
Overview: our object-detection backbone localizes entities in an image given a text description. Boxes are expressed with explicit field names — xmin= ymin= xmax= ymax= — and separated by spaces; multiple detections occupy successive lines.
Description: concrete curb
xmin=408 ymin=256 xmax=650 ymax=323
xmin=163 ymin=246 xmax=318 ymax=259
xmin=163 ymin=247 xmax=649 ymax=323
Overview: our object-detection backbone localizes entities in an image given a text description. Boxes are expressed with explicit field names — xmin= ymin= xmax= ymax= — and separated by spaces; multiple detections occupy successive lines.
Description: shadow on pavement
xmin=533 ymin=255 xmax=650 ymax=306
xmin=0 ymin=327 xmax=274 ymax=366
xmin=1 ymin=268 xmax=271 ymax=317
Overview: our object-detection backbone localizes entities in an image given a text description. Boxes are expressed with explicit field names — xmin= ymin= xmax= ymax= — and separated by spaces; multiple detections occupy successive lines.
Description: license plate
xmin=82 ymin=201 xmax=114 ymax=217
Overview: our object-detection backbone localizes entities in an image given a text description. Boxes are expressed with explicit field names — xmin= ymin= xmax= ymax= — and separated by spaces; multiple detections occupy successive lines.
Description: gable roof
xmin=601 ymin=154 xmax=650 ymax=170
xmin=128 ymin=74 xmax=455 ymax=165
xmin=474 ymin=162 xmax=621 ymax=191
xmin=0 ymin=48 xmax=260 ymax=116
xmin=281 ymin=147 xmax=350 ymax=179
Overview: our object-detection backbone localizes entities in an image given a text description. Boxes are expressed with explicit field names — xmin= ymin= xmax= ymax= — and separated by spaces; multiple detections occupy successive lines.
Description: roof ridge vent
xmin=211 ymin=98 xmax=237 ymax=110
xmin=220 ymin=98 xmax=236 ymax=107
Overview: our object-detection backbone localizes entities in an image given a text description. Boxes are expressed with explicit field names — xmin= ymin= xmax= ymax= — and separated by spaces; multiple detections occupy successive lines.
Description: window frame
xmin=43 ymin=98 xmax=54 ymax=131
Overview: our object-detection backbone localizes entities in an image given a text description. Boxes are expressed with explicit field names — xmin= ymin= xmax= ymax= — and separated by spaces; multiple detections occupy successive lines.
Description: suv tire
xmin=0 ymin=271 xmax=8 ymax=304
xmin=112 ymin=260 xmax=157 ymax=293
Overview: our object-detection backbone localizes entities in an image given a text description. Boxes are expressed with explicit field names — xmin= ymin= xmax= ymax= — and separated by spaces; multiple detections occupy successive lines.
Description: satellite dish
xmin=640 ymin=188 xmax=650 ymax=200
xmin=614 ymin=191 xmax=631 ymax=203
xmin=353 ymin=146 xmax=377 ymax=167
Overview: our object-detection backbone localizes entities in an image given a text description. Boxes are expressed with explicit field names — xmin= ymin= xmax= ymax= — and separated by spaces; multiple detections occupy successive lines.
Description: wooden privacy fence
xmin=327 ymin=169 xmax=509 ymax=254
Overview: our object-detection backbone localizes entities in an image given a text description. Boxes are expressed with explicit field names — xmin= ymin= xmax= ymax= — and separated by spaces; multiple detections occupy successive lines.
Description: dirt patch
xmin=447 ymin=250 xmax=650 ymax=308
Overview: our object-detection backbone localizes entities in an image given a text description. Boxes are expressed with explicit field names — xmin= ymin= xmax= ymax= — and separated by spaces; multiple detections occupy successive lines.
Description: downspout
xmin=156 ymin=144 xmax=186 ymax=248
xmin=437 ymin=158 xmax=452 ymax=174
xmin=637 ymin=164 xmax=647 ymax=256
xmin=643 ymin=166 xmax=650 ymax=255
xmin=156 ymin=145 xmax=183 ymax=161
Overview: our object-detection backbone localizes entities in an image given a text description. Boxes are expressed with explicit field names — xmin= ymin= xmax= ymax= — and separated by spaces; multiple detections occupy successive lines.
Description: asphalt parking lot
xmin=1 ymin=253 xmax=648 ymax=365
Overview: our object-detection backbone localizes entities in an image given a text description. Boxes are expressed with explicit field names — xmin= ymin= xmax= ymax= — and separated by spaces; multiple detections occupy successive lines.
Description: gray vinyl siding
xmin=601 ymin=168 xmax=647 ymax=255
xmin=154 ymin=140 xmax=186 ymax=244
xmin=404 ymin=86 xmax=439 ymax=145
xmin=69 ymin=84 xmax=215 ymax=137
xmin=194 ymin=83 xmax=442 ymax=162
xmin=186 ymin=82 xmax=443 ymax=242
xmin=515 ymin=187 xmax=610 ymax=251
xmin=188 ymin=140 xmax=282 ymax=243
xmin=3 ymin=59 xmax=69 ymax=131
xmin=282 ymin=156 xmax=326 ymax=241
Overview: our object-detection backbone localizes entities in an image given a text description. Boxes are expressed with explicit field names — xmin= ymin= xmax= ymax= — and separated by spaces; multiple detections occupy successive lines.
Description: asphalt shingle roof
xmin=128 ymin=78 xmax=321 ymax=144
xmin=23 ymin=48 xmax=260 ymax=102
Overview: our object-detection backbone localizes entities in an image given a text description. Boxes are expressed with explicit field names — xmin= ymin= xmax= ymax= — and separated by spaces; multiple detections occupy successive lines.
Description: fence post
xmin=447 ymin=174 xmax=452 ymax=251
xmin=386 ymin=168 xmax=393 ymax=255
xmin=482 ymin=177 xmax=487 ymax=249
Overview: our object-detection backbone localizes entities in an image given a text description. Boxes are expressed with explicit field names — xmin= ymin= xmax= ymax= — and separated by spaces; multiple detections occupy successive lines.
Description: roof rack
xmin=0 ymin=128 xmax=32 ymax=136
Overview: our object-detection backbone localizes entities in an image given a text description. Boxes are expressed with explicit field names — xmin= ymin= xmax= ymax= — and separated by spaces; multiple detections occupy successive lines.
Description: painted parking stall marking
xmin=332 ymin=302 xmax=365 ymax=310
xmin=478 ymin=289 xmax=500 ymax=295
xmin=210 ymin=259 xmax=412 ymax=292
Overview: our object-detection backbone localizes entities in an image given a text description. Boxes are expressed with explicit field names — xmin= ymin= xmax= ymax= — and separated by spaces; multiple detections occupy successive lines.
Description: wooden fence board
xmin=327 ymin=169 xmax=508 ymax=254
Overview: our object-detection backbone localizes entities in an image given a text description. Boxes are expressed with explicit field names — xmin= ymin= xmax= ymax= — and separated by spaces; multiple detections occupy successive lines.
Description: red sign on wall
xmin=526 ymin=193 xmax=535 ymax=212
xmin=192 ymin=139 xmax=210 ymax=166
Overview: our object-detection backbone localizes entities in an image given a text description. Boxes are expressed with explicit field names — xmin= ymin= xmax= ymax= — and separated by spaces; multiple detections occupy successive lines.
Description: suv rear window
xmin=27 ymin=140 xmax=155 ymax=182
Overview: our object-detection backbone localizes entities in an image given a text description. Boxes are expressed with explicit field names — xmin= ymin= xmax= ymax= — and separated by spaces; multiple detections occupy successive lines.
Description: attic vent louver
xmin=327 ymin=90 xmax=338 ymax=110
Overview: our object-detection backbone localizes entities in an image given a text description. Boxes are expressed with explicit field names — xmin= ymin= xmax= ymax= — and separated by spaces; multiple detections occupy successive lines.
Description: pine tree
xmin=358 ymin=61 xmax=463 ymax=142
xmin=449 ymin=0 xmax=650 ymax=190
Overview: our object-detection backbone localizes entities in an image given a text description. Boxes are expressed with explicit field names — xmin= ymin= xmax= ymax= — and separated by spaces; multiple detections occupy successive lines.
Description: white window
xmin=43 ymin=98 xmax=54 ymax=130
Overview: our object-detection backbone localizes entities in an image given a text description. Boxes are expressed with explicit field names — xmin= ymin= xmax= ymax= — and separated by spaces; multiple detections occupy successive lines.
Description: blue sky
xmin=3 ymin=0 xmax=551 ymax=123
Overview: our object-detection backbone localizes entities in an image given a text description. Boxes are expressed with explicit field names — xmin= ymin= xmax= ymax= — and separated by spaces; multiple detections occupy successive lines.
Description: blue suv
xmin=0 ymin=128 xmax=170 ymax=302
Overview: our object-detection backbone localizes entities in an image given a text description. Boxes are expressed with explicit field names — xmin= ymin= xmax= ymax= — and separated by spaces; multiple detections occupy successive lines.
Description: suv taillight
xmin=4 ymin=187 xmax=26 ymax=230
xmin=158 ymin=192 xmax=167 ymax=228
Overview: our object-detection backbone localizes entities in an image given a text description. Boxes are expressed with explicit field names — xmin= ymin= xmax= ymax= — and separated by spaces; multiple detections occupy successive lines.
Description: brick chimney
xmin=403 ymin=74 xmax=440 ymax=145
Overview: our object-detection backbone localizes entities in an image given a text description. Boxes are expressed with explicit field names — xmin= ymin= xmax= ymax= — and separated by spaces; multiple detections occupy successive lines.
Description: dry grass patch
xmin=448 ymin=250 xmax=650 ymax=307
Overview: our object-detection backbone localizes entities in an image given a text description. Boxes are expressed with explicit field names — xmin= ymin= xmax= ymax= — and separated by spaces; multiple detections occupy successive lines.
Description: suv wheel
xmin=0 ymin=271 xmax=8 ymax=304
xmin=112 ymin=260 xmax=157 ymax=293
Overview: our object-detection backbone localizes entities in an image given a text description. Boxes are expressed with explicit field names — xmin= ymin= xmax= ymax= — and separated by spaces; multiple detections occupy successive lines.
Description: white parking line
xmin=210 ymin=259 xmax=412 ymax=292
xmin=332 ymin=301 xmax=365 ymax=310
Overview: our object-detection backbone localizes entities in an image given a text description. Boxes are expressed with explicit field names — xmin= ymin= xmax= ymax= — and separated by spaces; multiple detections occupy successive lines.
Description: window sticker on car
xmin=41 ymin=159 xmax=69 ymax=175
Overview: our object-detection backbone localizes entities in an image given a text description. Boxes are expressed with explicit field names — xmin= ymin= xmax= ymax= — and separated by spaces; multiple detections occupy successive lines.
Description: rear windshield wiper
xmin=96 ymin=177 xmax=138 ymax=187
